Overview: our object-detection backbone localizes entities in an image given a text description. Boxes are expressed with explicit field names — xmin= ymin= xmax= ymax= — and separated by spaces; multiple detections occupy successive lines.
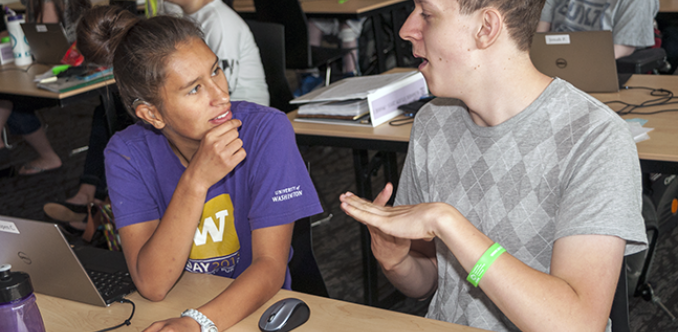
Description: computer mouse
xmin=258 ymin=298 xmax=310 ymax=332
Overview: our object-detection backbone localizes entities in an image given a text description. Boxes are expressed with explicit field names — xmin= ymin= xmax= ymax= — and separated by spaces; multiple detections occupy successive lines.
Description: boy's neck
xmin=463 ymin=51 xmax=552 ymax=127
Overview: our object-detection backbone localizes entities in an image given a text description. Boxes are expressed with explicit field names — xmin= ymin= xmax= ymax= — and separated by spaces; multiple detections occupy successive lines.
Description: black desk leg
xmin=371 ymin=14 xmax=387 ymax=74
xmin=352 ymin=149 xmax=379 ymax=306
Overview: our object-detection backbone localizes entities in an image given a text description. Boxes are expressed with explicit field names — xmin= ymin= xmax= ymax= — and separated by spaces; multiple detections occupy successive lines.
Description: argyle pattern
xmin=395 ymin=78 xmax=645 ymax=331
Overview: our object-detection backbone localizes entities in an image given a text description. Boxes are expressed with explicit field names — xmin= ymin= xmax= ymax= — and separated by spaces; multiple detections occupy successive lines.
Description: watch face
xmin=206 ymin=326 xmax=218 ymax=332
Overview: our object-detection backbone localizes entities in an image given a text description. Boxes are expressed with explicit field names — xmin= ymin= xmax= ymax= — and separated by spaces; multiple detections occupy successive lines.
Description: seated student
xmin=76 ymin=6 xmax=322 ymax=331
xmin=0 ymin=0 xmax=91 ymax=174
xmin=339 ymin=0 xmax=647 ymax=331
xmin=536 ymin=0 xmax=659 ymax=59
xmin=44 ymin=0 xmax=269 ymax=224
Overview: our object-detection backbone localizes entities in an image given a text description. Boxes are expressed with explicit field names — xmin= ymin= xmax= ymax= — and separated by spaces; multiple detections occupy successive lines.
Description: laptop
xmin=530 ymin=30 xmax=629 ymax=93
xmin=20 ymin=23 xmax=71 ymax=64
xmin=0 ymin=215 xmax=136 ymax=307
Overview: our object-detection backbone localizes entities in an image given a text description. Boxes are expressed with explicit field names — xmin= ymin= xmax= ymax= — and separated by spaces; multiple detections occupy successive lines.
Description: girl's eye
xmin=212 ymin=67 xmax=221 ymax=77
xmin=189 ymin=85 xmax=200 ymax=95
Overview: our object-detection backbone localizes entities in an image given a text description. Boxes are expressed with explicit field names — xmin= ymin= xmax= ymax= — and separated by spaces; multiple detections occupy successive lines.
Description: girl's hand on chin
xmin=190 ymin=119 xmax=246 ymax=189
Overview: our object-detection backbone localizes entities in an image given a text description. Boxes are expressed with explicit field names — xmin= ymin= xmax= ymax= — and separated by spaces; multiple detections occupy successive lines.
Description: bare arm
xmin=39 ymin=1 xmax=59 ymax=23
xmin=536 ymin=21 xmax=550 ymax=33
xmin=340 ymin=195 xmax=625 ymax=332
xmin=614 ymin=44 xmax=636 ymax=59
xmin=143 ymin=223 xmax=294 ymax=332
xmin=119 ymin=119 xmax=246 ymax=301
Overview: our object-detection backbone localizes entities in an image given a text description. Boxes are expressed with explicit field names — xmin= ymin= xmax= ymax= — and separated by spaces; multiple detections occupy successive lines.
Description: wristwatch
xmin=181 ymin=309 xmax=219 ymax=332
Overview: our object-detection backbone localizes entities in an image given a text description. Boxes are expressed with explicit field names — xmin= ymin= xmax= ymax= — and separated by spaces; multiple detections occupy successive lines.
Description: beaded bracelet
xmin=467 ymin=243 xmax=506 ymax=287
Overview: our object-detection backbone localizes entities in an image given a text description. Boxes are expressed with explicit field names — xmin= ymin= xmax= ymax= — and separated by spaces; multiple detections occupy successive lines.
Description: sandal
xmin=18 ymin=163 xmax=62 ymax=176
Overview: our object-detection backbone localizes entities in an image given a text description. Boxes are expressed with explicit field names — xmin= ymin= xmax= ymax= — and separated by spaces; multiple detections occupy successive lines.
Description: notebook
xmin=0 ymin=215 xmax=136 ymax=307
xmin=20 ymin=23 xmax=71 ymax=64
xmin=530 ymin=30 xmax=629 ymax=93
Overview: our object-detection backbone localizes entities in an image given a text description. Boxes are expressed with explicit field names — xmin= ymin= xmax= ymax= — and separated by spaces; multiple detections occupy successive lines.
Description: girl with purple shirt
xmin=76 ymin=6 xmax=322 ymax=332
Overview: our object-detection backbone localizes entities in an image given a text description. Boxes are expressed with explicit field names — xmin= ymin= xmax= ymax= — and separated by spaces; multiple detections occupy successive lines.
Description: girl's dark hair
xmin=76 ymin=6 xmax=203 ymax=117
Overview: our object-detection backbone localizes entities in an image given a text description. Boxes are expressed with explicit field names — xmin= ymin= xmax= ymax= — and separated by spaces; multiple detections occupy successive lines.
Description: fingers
xmin=372 ymin=183 xmax=394 ymax=207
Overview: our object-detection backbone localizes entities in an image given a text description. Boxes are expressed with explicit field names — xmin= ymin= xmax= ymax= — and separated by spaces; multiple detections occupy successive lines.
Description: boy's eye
xmin=189 ymin=85 xmax=200 ymax=95
xmin=212 ymin=67 xmax=221 ymax=77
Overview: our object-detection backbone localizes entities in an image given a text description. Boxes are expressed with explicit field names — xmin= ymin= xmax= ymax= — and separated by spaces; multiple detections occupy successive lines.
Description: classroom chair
xmin=289 ymin=216 xmax=329 ymax=297
xmin=252 ymin=0 xmax=354 ymax=86
xmin=245 ymin=20 xmax=295 ymax=113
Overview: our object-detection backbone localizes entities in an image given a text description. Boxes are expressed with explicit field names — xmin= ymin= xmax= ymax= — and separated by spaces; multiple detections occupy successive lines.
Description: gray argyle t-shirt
xmin=540 ymin=0 xmax=659 ymax=48
xmin=394 ymin=78 xmax=647 ymax=331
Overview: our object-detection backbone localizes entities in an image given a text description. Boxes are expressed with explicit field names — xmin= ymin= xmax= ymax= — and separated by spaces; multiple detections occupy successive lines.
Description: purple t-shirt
xmin=105 ymin=101 xmax=323 ymax=289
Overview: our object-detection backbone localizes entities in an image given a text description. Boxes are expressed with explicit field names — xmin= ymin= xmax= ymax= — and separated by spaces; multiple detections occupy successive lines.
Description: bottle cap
xmin=6 ymin=14 xmax=24 ymax=22
xmin=0 ymin=264 xmax=34 ymax=304
xmin=0 ymin=37 xmax=9 ymax=44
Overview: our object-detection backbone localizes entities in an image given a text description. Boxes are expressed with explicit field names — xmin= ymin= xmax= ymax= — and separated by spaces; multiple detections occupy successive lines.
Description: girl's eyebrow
xmin=179 ymin=57 xmax=220 ymax=90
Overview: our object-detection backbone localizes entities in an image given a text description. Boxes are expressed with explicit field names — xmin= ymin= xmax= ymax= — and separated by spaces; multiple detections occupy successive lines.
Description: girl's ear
xmin=135 ymin=101 xmax=165 ymax=130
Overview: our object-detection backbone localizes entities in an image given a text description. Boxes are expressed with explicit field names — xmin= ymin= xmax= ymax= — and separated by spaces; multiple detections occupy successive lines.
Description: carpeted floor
xmin=0 ymin=97 xmax=676 ymax=330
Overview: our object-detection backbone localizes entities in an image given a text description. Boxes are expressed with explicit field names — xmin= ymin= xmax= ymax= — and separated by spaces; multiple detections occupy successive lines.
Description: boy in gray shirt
xmin=339 ymin=0 xmax=647 ymax=331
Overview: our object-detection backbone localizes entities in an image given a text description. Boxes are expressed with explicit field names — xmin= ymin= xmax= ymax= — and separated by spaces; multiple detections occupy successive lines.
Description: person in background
xmin=0 ymin=0 xmax=90 ymax=174
xmin=537 ymin=0 xmax=659 ymax=59
xmin=76 ymin=6 xmax=321 ymax=331
xmin=339 ymin=0 xmax=647 ymax=331
xmin=295 ymin=18 xmax=365 ymax=96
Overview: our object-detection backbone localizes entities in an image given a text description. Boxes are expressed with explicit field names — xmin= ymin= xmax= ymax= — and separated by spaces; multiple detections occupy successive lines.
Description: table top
xmin=290 ymin=73 xmax=678 ymax=165
xmin=591 ymin=74 xmax=678 ymax=164
xmin=232 ymin=0 xmax=408 ymax=15
xmin=660 ymin=0 xmax=678 ymax=13
xmin=36 ymin=272 xmax=486 ymax=332
xmin=0 ymin=63 xmax=116 ymax=100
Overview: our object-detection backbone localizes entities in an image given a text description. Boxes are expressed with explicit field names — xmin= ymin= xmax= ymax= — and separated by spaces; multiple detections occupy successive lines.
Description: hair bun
xmin=76 ymin=6 xmax=140 ymax=66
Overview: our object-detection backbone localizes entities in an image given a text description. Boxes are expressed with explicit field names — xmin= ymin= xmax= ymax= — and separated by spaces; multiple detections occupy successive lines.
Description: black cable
xmin=605 ymin=86 xmax=678 ymax=116
xmin=94 ymin=298 xmax=136 ymax=332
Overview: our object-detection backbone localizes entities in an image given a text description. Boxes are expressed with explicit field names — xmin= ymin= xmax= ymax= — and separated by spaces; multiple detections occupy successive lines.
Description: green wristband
xmin=467 ymin=243 xmax=506 ymax=287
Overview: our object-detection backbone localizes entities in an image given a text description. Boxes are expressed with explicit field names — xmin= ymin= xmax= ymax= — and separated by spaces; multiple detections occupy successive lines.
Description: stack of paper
xmin=292 ymin=71 xmax=428 ymax=127
xmin=298 ymin=99 xmax=369 ymax=120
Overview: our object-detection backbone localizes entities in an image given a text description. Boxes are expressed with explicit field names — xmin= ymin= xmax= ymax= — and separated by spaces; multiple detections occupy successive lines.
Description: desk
xmin=37 ymin=272 xmax=487 ymax=332
xmin=234 ymin=0 xmax=413 ymax=74
xmin=591 ymin=74 xmax=678 ymax=174
xmin=660 ymin=0 xmax=678 ymax=13
xmin=0 ymin=63 xmax=118 ymax=135
xmin=289 ymin=72 xmax=678 ymax=306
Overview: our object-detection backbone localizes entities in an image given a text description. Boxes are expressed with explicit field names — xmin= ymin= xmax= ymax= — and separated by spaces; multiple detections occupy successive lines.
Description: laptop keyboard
xmin=86 ymin=269 xmax=135 ymax=303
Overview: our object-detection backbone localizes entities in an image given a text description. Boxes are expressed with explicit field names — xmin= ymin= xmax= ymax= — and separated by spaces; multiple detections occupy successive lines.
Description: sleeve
xmin=245 ymin=112 xmax=323 ymax=230
xmin=232 ymin=21 xmax=270 ymax=106
xmin=539 ymin=0 xmax=555 ymax=23
xmin=611 ymin=0 xmax=658 ymax=48
xmin=201 ymin=5 xmax=269 ymax=106
xmin=105 ymin=135 xmax=162 ymax=229
xmin=555 ymin=113 xmax=647 ymax=255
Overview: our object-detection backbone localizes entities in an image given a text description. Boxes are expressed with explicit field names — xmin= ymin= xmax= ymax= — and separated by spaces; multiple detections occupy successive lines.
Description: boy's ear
xmin=476 ymin=8 xmax=503 ymax=50
xmin=135 ymin=102 xmax=166 ymax=130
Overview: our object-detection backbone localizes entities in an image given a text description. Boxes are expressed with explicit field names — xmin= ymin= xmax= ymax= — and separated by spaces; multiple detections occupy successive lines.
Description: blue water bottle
xmin=0 ymin=264 xmax=46 ymax=332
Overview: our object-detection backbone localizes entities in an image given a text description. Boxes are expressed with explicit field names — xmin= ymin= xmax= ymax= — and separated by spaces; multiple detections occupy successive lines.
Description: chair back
xmin=253 ymin=0 xmax=312 ymax=69
xmin=245 ymin=20 xmax=295 ymax=113
xmin=289 ymin=217 xmax=329 ymax=297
